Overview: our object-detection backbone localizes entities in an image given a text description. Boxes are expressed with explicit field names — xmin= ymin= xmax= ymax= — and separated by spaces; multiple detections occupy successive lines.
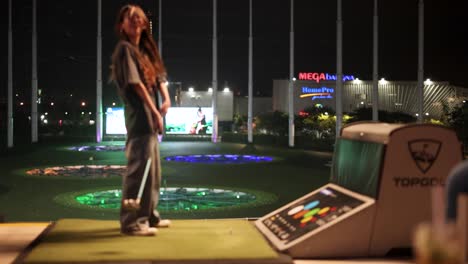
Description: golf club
xmin=122 ymin=157 xmax=152 ymax=211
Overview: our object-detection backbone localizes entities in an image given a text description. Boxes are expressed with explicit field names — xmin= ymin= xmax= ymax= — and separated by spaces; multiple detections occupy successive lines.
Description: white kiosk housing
xmin=255 ymin=122 xmax=463 ymax=258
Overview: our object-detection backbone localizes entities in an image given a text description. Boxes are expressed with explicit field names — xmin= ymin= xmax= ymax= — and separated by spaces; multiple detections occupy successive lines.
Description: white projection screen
xmin=105 ymin=107 xmax=213 ymax=135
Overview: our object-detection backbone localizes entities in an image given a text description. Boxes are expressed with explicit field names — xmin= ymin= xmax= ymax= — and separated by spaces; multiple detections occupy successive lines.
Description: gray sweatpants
xmin=120 ymin=133 xmax=162 ymax=232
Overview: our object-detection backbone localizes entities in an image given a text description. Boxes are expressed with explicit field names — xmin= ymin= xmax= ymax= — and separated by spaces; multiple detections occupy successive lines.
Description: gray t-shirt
xmin=112 ymin=41 xmax=157 ymax=138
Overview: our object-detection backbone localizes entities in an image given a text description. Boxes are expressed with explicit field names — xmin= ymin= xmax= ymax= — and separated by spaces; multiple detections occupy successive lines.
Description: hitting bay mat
xmin=23 ymin=218 xmax=279 ymax=263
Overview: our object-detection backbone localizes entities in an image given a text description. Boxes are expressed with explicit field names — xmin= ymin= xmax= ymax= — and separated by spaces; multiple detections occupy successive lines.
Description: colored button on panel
xmin=304 ymin=200 xmax=319 ymax=210
xmin=303 ymin=208 xmax=320 ymax=218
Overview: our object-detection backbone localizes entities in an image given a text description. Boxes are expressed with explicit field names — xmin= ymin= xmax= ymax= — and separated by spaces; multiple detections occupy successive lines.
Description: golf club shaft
xmin=137 ymin=158 xmax=152 ymax=200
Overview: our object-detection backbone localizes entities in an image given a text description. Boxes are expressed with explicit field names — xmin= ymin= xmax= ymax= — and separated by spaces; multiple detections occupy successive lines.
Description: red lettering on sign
xmin=298 ymin=72 xmax=327 ymax=83
xmin=298 ymin=72 xmax=309 ymax=80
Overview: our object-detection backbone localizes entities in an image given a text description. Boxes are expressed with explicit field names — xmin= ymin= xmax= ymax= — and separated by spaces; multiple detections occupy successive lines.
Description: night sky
xmin=2 ymin=0 xmax=468 ymax=107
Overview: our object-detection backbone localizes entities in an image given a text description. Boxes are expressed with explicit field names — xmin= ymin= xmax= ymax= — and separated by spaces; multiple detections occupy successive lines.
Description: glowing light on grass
xmin=67 ymin=145 xmax=125 ymax=152
xmin=74 ymin=187 xmax=257 ymax=210
xmin=164 ymin=154 xmax=273 ymax=164
xmin=26 ymin=165 xmax=126 ymax=178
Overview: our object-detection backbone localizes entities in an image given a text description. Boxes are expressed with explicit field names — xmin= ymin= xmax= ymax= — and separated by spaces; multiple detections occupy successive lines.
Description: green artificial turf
xmin=24 ymin=218 xmax=278 ymax=263
xmin=0 ymin=141 xmax=332 ymax=221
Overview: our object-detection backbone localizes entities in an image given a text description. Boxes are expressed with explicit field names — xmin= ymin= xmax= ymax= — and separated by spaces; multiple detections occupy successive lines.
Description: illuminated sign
xmin=105 ymin=107 xmax=214 ymax=135
xmin=300 ymin=86 xmax=334 ymax=100
xmin=105 ymin=107 xmax=126 ymax=134
xmin=298 ymin=72 xmax=355 ymax=83
xmin=166 ymin=107 xmax=213 ymax=135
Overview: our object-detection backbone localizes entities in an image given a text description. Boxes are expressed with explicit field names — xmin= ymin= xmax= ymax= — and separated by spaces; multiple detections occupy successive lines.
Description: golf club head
xmin=122 ymin=198 xmax=141 ymax=211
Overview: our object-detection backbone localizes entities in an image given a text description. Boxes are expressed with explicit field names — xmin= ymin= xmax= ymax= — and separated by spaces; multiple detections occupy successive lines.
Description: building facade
xmin=273 ymin=78 xmax=466 ymax=119
xmin=234 ymin=97 xmax=272 ymax=117
xmin=176 ymin=90 xmax=234 ymax=122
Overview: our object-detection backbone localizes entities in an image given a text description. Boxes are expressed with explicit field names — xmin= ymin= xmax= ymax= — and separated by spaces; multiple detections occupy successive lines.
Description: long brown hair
xmin=112 ymin=4 xmax=166 ymax=87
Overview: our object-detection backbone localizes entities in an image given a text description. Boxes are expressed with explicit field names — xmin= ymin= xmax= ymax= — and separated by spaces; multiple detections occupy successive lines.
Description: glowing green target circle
xmin=55 ymin=187 xmax=277 ymax=213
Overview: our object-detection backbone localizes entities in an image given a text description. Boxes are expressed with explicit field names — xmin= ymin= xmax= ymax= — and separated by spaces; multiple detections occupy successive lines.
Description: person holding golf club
xmin=111 ymin=4 xmax=171 ymax=236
